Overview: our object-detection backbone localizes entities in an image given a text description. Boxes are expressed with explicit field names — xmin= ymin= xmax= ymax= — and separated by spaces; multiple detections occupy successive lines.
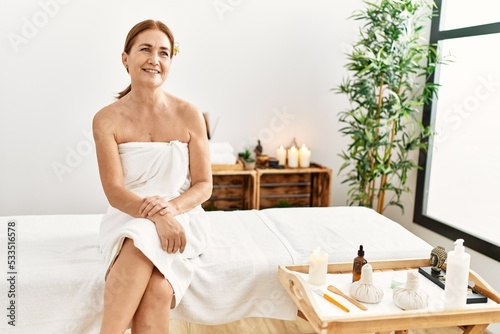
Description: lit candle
xmin=309 ymin=247 xmax=328 ymax=285
xmin=276 ymin=145 xmax=286 ymax=166
xmin=287 ymin=146 xmax=298 ymax=168
xmin=299 ymin=144 xmax=311 ymax=168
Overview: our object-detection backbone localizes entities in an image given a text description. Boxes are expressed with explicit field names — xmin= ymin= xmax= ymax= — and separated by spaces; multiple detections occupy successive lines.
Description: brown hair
xmin=117 ymin=19 xmax=175 ymax=99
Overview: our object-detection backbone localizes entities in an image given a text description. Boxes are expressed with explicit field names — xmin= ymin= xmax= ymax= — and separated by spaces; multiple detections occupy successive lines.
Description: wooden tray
xmin=279 ymin=258 xmax=500 ymax=334
xmin=211 ymin=159 xmax=243 ymax=171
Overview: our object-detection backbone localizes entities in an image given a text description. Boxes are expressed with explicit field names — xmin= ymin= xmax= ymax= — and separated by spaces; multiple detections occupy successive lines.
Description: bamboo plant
xmin=337 ymin=0 xmax=444 ymax=214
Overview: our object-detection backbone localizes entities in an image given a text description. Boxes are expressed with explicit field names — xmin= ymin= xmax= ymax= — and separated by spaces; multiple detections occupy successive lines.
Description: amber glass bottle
xmin=352 ymin=245 xmax=367 ymax=282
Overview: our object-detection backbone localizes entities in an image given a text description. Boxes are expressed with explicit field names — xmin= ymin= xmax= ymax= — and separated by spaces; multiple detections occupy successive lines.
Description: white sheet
xmin=0 ymin=207 xmax=432 ymax=333
xmin=0 ymin=214 xmax=105 ymax=334
xmin=259 ymin=207 xmax=433 ymax=263
xmin=171 ymin=210 xmax=297 ymax=324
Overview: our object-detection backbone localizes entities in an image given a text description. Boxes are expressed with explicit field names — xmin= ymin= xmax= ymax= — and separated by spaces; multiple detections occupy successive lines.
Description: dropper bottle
xmin=352 ymin=245 xmax=367 ymax=282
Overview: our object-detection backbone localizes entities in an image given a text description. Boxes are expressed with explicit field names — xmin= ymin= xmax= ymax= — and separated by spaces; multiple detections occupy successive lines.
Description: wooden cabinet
xmin=256 ymin=167 xmax=331 ymax=209
xmin=202 ymin=165 xmax=331 ymax=211
xmin=202 ymin=170 xmax=256 ymax=211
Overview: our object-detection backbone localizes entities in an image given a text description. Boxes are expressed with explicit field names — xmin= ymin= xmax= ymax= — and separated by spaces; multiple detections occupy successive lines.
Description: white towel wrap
xmin=99 ymin=141 xmax=210 ymax=308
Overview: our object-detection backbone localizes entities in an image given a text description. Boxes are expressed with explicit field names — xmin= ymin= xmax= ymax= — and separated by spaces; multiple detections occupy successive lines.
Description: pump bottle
xmin=444 ymin=239 xmax=470 ymax=308
xmin=352 ymin=245 xmax=367 ymax=282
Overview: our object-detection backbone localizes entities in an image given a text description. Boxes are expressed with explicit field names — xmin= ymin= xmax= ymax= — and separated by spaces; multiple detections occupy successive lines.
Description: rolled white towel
xmin=209 ymin=142 xmax=234 ymax=155
xmin=211 ymin=152 xmax=237 ymax=165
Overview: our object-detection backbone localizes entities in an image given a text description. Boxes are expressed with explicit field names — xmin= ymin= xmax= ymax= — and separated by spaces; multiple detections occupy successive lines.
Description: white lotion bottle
xmin=444 ymin=239 xmax=470 ymax=308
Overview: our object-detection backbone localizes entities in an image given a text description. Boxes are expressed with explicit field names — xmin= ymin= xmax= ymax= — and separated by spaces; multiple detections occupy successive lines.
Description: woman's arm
xmin=172 ymin=105 xmax=212 ymax=214
xmin=93 ymin=109 xmax=149 ymax=218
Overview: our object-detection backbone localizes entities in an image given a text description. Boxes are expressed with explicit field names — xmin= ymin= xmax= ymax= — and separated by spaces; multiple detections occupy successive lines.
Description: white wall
xmin=0 ymin=0 xmax=358 ymax=216
xmin=1 ymin=1 xmax=498 ymax=331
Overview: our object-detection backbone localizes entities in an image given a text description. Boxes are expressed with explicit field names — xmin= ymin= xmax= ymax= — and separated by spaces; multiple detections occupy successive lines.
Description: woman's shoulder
xmin=94 ymin=99 xmax=127 ymax=120
xmin=167 ymin=92 xmax=200 ymax=115
xmin=92 ymin=99 xmax=127 ymax=133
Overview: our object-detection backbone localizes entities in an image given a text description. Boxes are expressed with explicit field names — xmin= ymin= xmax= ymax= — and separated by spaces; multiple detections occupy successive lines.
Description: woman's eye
xmin=140 ymin=47 xmax=150 ymax=52
xmin=160 ymin=51 xmax=170 ymax=57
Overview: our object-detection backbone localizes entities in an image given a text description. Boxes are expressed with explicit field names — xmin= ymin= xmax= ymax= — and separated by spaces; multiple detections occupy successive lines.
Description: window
xmin=414 ymin=0 xmax=500 ymax=261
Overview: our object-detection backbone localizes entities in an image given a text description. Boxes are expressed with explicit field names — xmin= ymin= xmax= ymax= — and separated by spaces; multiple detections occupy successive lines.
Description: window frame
xmin=414 ymin=0 xmax=500 ymax=261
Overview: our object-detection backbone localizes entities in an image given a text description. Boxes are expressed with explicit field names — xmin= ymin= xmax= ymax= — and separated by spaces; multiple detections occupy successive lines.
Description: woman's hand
xmin=139 ymin=196 xmax=171 ymax=218
xmin=151 ymin=213 xmax=186 ymax=254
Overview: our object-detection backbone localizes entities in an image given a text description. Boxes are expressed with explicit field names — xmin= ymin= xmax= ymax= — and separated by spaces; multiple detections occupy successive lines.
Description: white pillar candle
xmin=299 ymin=144 xmax=311 ymax=168
xmin=287 ymin=146 xmax=298 ymax=168
xmin=308 ymin=247 xmax=328 ymax=285
xmin=276 ymin=145 xmax=286 ymax=166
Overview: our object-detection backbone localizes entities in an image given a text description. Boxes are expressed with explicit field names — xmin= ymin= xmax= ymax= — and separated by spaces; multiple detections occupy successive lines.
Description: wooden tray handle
xmin=279 ymin=266 xmax=327 ymax=332
xmin=468 ymin=269 xmax=500 ymax=304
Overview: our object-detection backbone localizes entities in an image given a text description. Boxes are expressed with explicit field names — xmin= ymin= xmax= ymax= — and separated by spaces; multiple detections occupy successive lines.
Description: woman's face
xmin=122 ymin=29 xmax=172 ymax=89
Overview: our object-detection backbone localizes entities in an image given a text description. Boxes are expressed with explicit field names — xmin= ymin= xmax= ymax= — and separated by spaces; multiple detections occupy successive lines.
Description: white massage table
xmin=0 ymin=207 xmax=432 ymax=333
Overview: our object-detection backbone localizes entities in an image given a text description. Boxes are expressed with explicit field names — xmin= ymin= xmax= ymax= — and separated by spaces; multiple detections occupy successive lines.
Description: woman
xmin=93 ymin=20 xmax=212 ymax=333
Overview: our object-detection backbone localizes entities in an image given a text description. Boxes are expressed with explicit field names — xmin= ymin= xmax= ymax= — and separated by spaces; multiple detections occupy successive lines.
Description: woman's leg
xmin=131 ymin=267 xmax=174 ymax=333
xmin=100 ymin=238 xmax=155 ymax=334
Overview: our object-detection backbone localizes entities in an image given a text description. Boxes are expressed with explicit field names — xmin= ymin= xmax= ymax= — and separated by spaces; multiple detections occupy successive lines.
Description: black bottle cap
xmin=358 ymin=245 xmax=364 ymax=256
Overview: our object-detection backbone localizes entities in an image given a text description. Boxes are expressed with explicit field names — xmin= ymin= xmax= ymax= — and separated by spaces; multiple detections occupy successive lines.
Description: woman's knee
xmin=145 ymin=269 xmax=174 ymax=306
xmin=105 ymin=238 xmax=153 ymax=292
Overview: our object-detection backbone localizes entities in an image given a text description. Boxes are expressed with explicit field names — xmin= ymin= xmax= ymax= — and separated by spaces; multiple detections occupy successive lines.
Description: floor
xmin=125 ymin=317 xmax=478 ymax=333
